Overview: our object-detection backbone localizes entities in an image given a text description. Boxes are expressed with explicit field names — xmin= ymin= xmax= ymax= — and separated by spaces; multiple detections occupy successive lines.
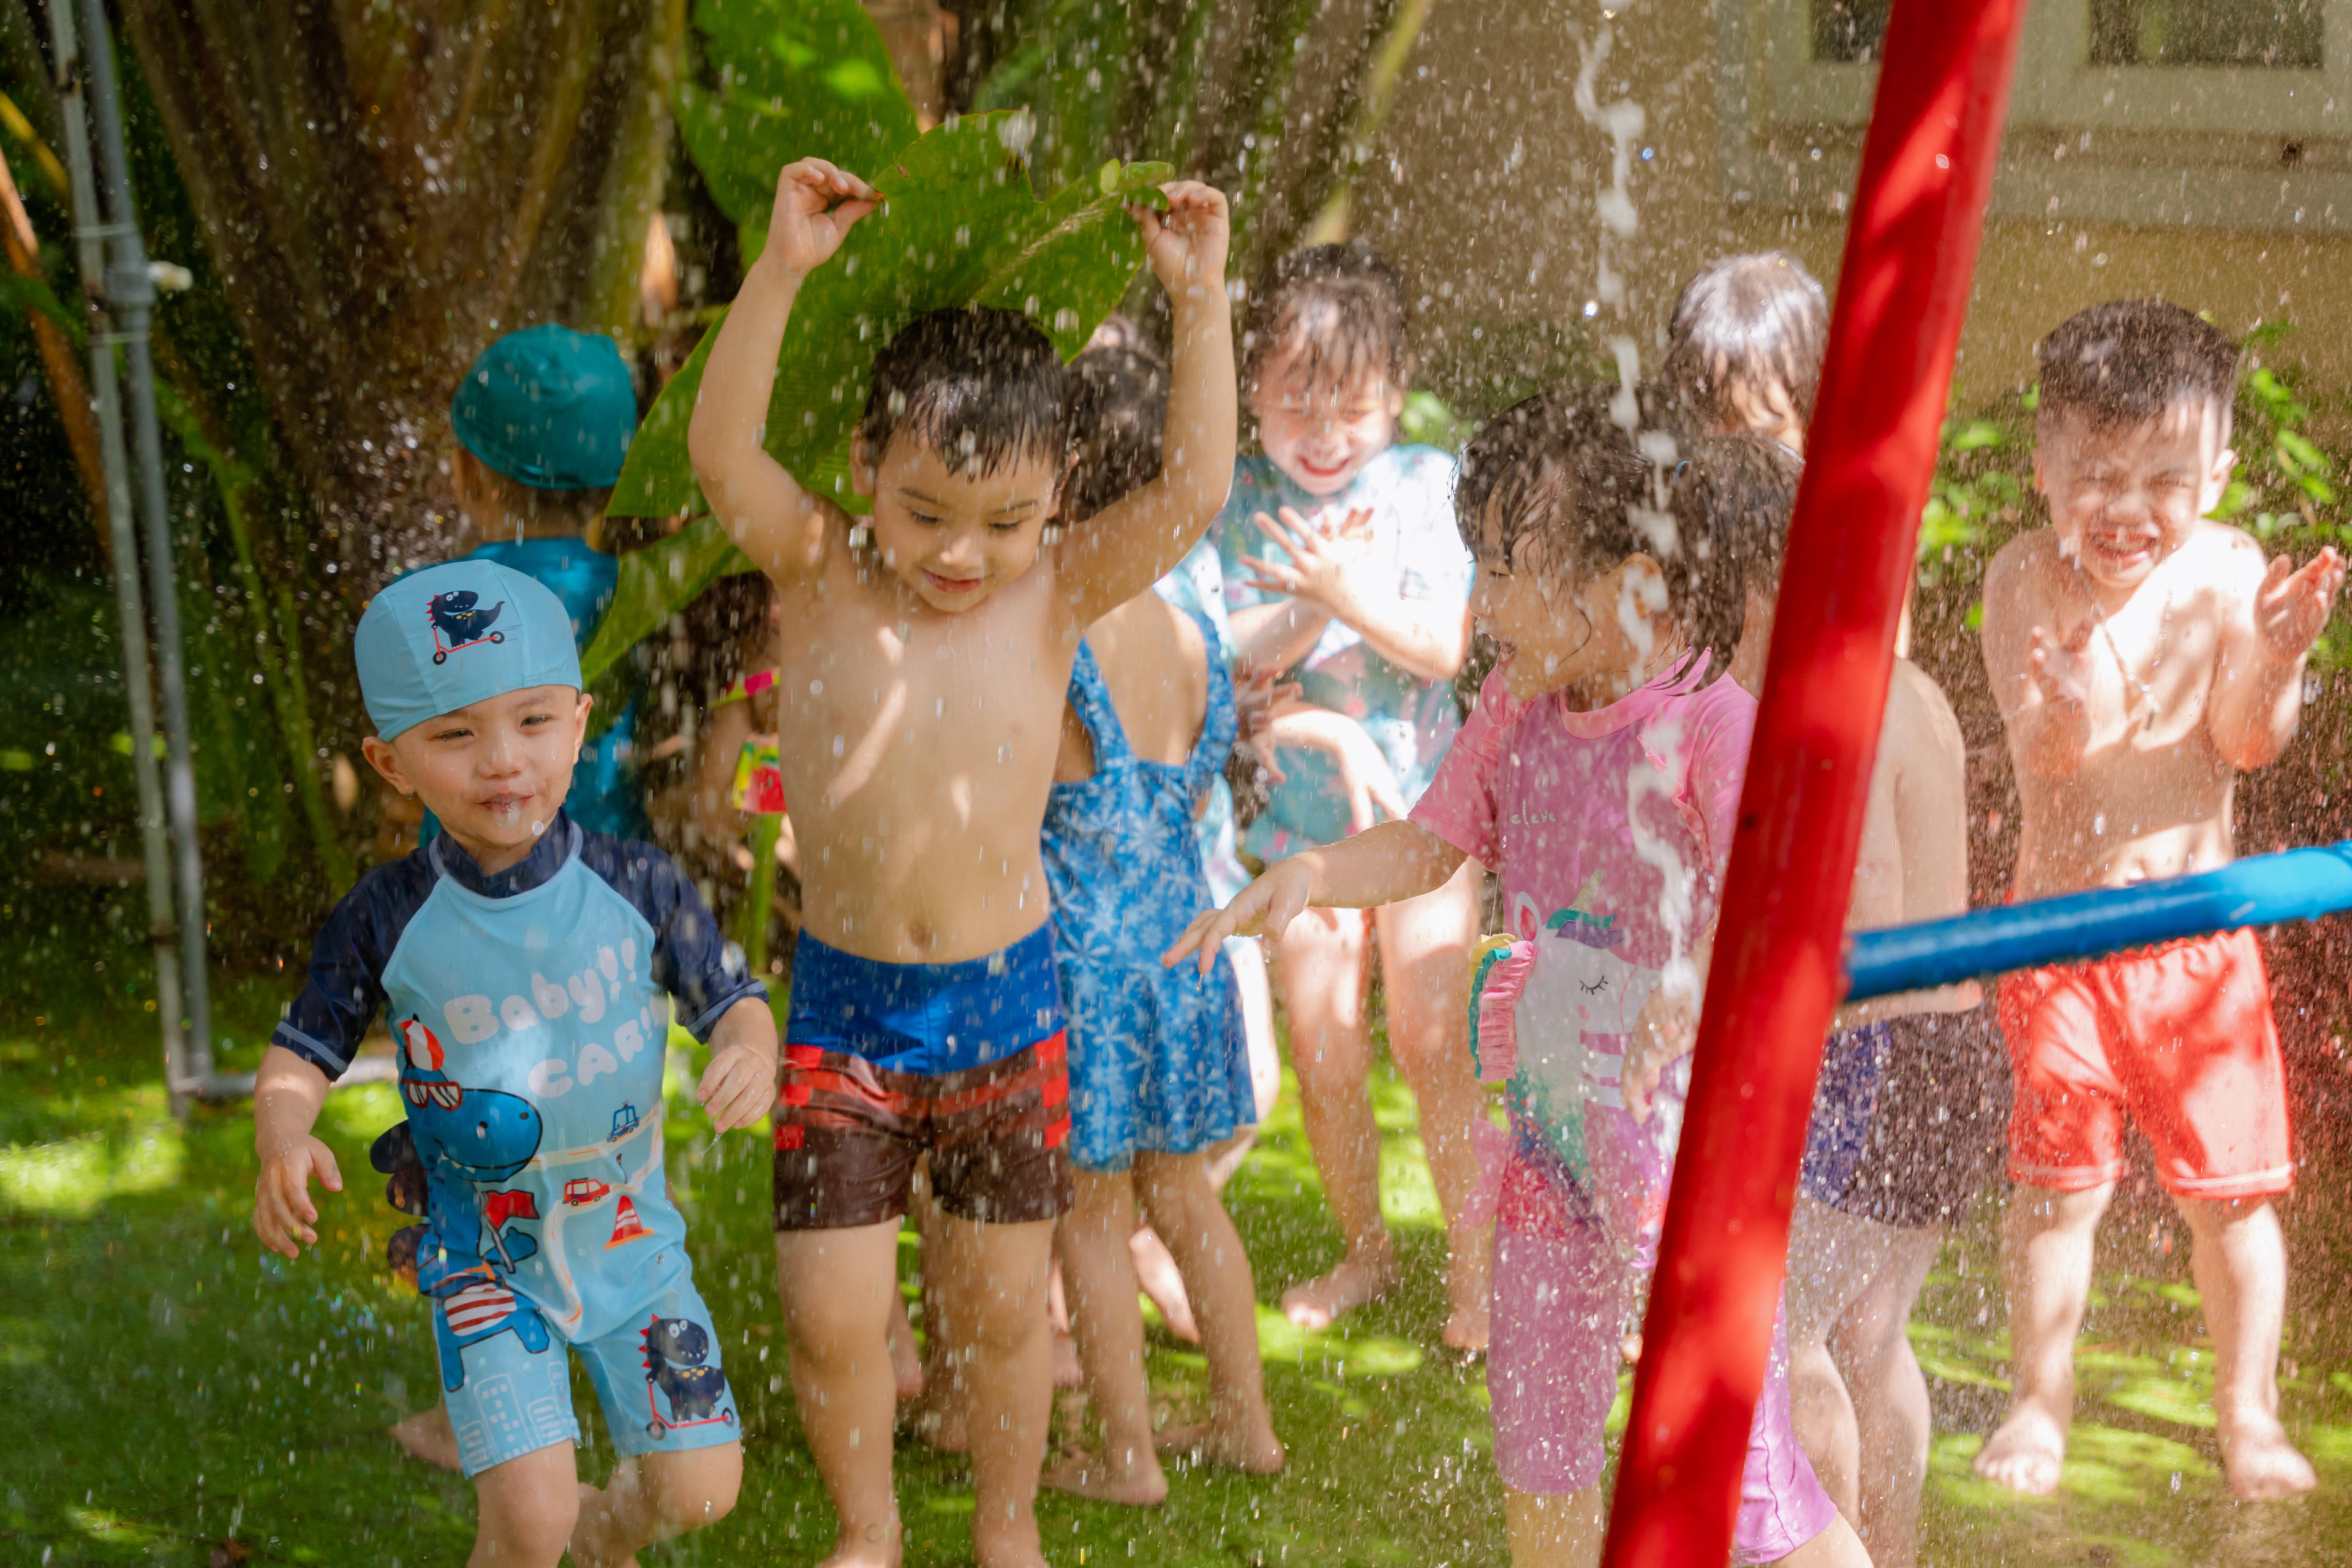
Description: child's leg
xmin=1135 ymin=1150 xmax=1283 ymax=1473
xmin=1047 ymin=1167 xmax=1169 ymax=1504
xmin=777 ymin=1221 xmax=906 ymax=1566
xmin=2176 ymin=1194 xmax=2315 ymax=1499
xmin=935 ymin=1213 xmax=1058 ymax=1568
xmin=1504 ymin=1487 xmax=1605 ymax=1568
xmin=1784 ymin=1197 xmax=1869 ymax=1518
xmin=1826 ymin=1223 xmax=1942 ymax=1567
xmin=1765 ymin=1514 xmax=1872 ymax=1567
xmin=1269 ymin=905 xmax=1392 ymax=1326
xmin=1374 ymin=856 xmax=1491 ymax=1351
xmin=1975 ymin=1180 xmax=2112 ymax=1494
xmin=390 ymin=1403 xmax=463 ymax=1471
xmin=570 ymin=1443 xmax=743 ymax=1567
xmin=470 ymin=1441 xmax=582 ymax=1568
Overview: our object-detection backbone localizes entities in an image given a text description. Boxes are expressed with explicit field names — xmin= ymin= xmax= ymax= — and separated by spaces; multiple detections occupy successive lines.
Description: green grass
xmin=9 ymin=987 xmax=2352 ymax=1565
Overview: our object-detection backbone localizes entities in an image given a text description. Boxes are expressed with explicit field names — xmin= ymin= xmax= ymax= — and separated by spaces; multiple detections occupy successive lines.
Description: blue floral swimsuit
xmin=1041 ymin=613 xmax=1256 ymax=1173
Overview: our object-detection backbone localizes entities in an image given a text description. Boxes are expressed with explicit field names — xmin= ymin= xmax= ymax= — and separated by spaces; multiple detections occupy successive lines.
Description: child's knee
xmin=477 ymin=1466 xmax=581 ymax=1559
xmin=655 ymin=1446 xmax=744 ymax=1531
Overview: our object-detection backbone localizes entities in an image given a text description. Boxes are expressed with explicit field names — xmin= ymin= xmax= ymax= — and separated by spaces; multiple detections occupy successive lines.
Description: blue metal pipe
xmin=1844 ymin=841 xmax=2352 ymax=1001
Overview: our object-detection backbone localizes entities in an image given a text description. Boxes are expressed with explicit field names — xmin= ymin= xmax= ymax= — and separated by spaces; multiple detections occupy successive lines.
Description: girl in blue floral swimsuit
xmin=1034 ymin=345 xmax=1284 ymax=1503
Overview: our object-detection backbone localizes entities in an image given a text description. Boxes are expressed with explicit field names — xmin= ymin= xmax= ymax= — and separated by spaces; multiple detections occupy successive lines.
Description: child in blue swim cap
xmin=442 ymin=323 xmax=651 ymax=840
xmin=252 ymin=559 xmax=777 ymax=1565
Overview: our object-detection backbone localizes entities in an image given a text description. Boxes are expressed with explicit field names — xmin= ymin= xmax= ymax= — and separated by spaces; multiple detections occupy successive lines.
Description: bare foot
xmin=388 ymin=1407 xmax=462 ymax=1471
xmin=570 ymin=1480 xmax=646 ymax=1568
xmin=816 ymin=1520 xmax=905 ymax=1568
xmin=1156 ymin=1418 xmax=1286 ymax=1476
xmin=1131 ymin=1226 xmax=1201 ymax=1344
xmin=971 ymin=1515 xmax=1049 ymax=1568
xmin=1973 ymin=1403 xmax=2068 ymax=1495
xmin=2219 ymin=1414 xmax=2318 ymax=1500
xmin=1043 ymin=1445 xmax=1170 ymax=1505
xmin=1280 ymin=1248 xmax=1398 ymax=1331
xmin=905 ymin=1389 xmax=968 ymax=1454
xmin=1052 ymin=1327 xmax=1085 ymax=1390
xmin=1442 ymin=1297 xmax=1490 ymax=1357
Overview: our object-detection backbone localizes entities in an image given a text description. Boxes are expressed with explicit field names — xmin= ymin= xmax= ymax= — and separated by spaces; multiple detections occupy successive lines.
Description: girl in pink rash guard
xmin=1166 ymin=389 xmax=1862 ymax=1568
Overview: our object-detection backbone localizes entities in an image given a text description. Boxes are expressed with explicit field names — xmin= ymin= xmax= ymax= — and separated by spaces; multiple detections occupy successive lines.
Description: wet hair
xmin=1064 ymin=344 xmax=1168 ymax=524
xmin=1702 ymin=432 xmax=1805 ymax=606
xmin=860 ymin=306 xmax=1070 ymax=476
xmin=1454 ymin=383 xmax=1746 ymax=662
xmin=2036 ymin=300 xmax=2239 ymax=442
xmin=1241 ymin=242 xmax=1412 ymax=401
xmin=1659 ymin=252 xmax=1829 ymax=432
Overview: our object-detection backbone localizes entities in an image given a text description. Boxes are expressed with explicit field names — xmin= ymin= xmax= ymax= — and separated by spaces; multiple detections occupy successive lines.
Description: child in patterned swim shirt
xmin=1210 ymin=241 xmax=1490 ymax=1347
xmin=252 ymin=560 xmax=777 ymax=1568
xmin=1169 ymin=388 xmax=1868 ymax=1567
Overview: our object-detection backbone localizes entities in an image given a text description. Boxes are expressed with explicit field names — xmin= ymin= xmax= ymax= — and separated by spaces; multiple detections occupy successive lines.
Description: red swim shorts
xmin=1997 ymin=926 xmax=2291 ymax=1200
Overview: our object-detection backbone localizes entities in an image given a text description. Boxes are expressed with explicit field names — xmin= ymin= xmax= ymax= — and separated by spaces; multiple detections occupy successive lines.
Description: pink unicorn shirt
xmin=1413 ymin=652 xmax=1838 ymax=1560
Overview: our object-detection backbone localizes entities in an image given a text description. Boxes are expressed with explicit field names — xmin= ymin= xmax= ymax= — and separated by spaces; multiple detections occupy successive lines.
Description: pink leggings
xmin=1489 ymin=1223 xmax=1839 ymax=1564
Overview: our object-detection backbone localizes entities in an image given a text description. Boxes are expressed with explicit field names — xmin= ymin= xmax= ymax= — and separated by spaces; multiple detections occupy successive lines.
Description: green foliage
xmin=611 ymin=114 xmax=1168 ymax=519
xmin=676 ymin=0 xmax=924 ymax=265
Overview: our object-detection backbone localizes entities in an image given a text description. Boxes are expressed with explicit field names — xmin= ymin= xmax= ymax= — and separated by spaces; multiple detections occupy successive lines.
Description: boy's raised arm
xmin=1060 ymin=183 xmax=1237 ymax=624
xmin=2211 ymin=542 xmax=2345 ymax=771
xmin=688 ymin=159 xmax=878 ymax=581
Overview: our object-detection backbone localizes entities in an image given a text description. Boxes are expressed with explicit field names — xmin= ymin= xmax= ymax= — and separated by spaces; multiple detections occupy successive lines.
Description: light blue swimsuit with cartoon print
xmin=276 ymin=817 xmax=763 ymax=1476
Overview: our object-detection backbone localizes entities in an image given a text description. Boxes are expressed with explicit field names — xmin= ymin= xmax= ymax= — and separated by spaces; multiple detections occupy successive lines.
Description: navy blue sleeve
xmin=270 ymin=852 xmax=440 ymax=1080
xmin=578 ymin=834 xmax=769 ymax=1041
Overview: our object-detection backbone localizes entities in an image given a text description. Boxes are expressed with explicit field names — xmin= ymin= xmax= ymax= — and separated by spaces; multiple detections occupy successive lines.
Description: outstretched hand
xmin=1162 ymin=859 xmax=1315 ymax=975
xmin=2255 ymin=546 xmax=2345 ymax=661
xmin=253 ymin=1136 xmax=343 ymax=1260
xmin=1134 ymin=180 xmax=1231 ymax=300
xmin=767 ymin=157 xmax=880 ymax=278
xmin=1243 ymin=507 xmax=1376 ymax=620
xmin=2026 ymin=620 xmax=2095 ymax=710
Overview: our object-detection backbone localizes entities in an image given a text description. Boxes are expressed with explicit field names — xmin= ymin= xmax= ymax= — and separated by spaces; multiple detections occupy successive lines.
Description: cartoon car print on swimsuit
xmin=639 ymin=1316 xmax=736 ymax=1437
xmin=426 ymin=587 xmax=507 ymax=663
xmin=394 ymin=1014 xmax=554 ymax=1389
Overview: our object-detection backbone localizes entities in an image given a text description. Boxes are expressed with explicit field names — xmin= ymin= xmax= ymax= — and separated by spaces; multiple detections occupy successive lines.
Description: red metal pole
xmin=1598 ymin=4 xmax=2026 ymax=1563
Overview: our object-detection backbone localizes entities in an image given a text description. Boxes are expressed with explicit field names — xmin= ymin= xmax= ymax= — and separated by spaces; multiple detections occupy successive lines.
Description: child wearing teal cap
xmin=252 ymin=560 xmax=777 ymax=1567
xmin=443 ymin=322 xmax=652 ymax=841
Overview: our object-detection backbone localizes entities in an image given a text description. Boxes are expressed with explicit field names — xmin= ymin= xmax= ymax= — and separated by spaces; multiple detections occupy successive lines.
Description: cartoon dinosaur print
xmin=394 ymin=1015 xmax=552 ymax=1389
xmin=429 ymin=589 xmax=504 ymax=644
xmin=642 ymin=1316 xmax=731 ymax=1428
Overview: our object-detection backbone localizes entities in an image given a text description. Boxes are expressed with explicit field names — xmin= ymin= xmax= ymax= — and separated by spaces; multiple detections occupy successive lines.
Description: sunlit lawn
xmin=8 ymin=984 xmax=2352 ymax=1564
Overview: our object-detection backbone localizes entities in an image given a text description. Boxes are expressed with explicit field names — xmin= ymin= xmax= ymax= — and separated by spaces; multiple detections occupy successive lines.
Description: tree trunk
xmin=115 ymin=0 xmax=674 ymax=586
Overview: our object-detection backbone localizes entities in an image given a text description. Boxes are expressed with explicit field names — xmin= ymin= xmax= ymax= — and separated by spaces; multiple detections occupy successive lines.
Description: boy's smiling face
xmin=361 ymin=684 xmax=589 ymax=872
xmin=2034 ymin=397 xmax=2235 ymax=596
xmin=1250 ymin=336 xmax=1403 ymax=499
xmin=853 ymin=428 xmax=1063 ymax=612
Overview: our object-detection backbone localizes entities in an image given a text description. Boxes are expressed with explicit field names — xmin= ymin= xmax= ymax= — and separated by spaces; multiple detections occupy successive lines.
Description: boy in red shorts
xmin=1977 ymin=300 xmax=2342 ymax=1500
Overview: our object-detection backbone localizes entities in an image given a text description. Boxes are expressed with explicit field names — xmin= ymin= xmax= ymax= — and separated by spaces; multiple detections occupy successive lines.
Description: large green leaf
xmin=609 ymin=113 xmax=1169 ymax=520
xmin=579 ymin=515 xmax=761 ymax=687
xmin=676 ymin=0 xmax=924 ymax=263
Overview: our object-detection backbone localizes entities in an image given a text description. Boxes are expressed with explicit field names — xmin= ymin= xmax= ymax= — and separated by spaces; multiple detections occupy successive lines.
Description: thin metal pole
xmin=48 ymin=0 xmax=190 ymax=1110
xmin=75 ymin=0 xmax=214 ymax=1091
xmin=1598 ymin=1 xmax=2027 ymax=1561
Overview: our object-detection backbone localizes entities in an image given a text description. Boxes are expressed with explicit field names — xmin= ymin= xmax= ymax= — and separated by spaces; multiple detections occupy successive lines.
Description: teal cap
xmin=356 ymin=560 xmax=583 ymax=741
xmin=450 ymin=324 xmax=638 ymax=490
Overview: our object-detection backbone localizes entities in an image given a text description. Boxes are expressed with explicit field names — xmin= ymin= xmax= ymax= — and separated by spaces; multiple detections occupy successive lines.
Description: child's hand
xmin=1242 ymin=507 xmax=1376 ymax=621
xmin=2026 ymin=620 xmax=2095 ymax=710
xmin=697 ymin=1038 xmax=780 ymax=1134
xmin=2255 ymin=546 xmax=2345 ymax=660
xmin=1134 ymin=180 xmax=1230 ymax=300
xmin=766 ymin=158 xmax=880 ymax=279
xmin=1622 ymin=979 xmax=1700 ymax=1125
xmin=1163 ymin=859 xmax=1316 ymax=974
xmin=1234 ymin=671 xmax=1302 ymax=786
xmin=253 ymin=1135 xmax=344 ymax=1260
